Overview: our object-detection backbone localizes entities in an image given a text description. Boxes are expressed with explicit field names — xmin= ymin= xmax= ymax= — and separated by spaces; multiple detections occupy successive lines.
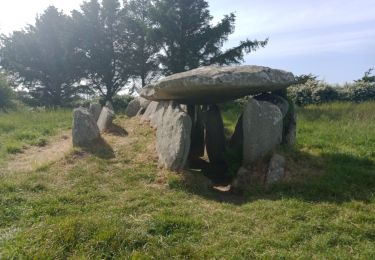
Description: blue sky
xmin=208 ymin=0 xmax=375 ymax=84
xmin=0 ymin=0 xmax=374 ymax=84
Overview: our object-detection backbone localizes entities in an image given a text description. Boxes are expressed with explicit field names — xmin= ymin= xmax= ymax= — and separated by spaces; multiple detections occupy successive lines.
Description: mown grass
xmin=0 ymin=108 xmax=71 ymax=165
xmin=1 ymin=102 xmax=375 ymax=259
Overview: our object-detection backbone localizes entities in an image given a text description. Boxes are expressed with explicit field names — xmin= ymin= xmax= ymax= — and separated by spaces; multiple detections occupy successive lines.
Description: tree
xmin=0 ymin=6 xmax=83 ymax=106
xmin=151 ymin=0 xmax=268 ymax=75
xmin=123 ymin=0 xmax=161 ymax=89
xmin=0 ymin=71 xmax=15 ymax=112
xmin=356 ymin=68 xmax=375 ymax=83
xmin=72 ymin=0 xmax=131 ymax=102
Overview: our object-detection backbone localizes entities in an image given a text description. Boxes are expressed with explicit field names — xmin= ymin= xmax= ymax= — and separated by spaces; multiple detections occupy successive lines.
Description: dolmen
xmin=72 ymin=102 xmax=115 ymax=148
xmin=139 ymin=65 xmax=297 ymax=189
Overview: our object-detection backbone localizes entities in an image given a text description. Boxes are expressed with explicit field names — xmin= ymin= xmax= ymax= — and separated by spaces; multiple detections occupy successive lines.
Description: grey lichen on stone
xmin=243 ymin=98 xmax=283 ymax=165
xmin=125 ymin=98 xmax=141 ymax=118
xmin=89 ymin=103 xmax=102 ymax=122
xmin=266 ymin=154 xmax=286 ymax=184
xmin=72 ymin=107 xmax=100 ymax=147
xmin=97 ymin=106 xmax=115 ymax=132
xmin=156 ymin=102 xmax=192 ymax=171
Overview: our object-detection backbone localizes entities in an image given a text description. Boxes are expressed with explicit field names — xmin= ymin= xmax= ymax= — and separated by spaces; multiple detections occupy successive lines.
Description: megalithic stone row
xmin=72 ymin=107 xmax=100 ymax=147
xmin=204 ymin=104 xmax=226 ymax=164
xmin=243 ymin=98 xmax=283 ymax=165
xmin=156 ymin=102 xmax=192 ymax=171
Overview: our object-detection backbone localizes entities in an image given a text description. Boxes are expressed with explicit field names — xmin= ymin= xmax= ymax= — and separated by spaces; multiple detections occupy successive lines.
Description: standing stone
xmin=125 ymin=98 xmax=141 ymax=118
xmin=105 ymin=101 xmax=114 ymax=111
xmin=156 ymin=102 xmax=192 ymax=170
xmin=255 ymin=93 xmax=289 ymax=118
xmin=150 ymin=101 xmax=170 ymax=128
xmin=283 ymin=108 xmax=297 ymax=146
xmin=205 ymin=105 xmax=226 ymax=164
xmin=72 ymin=107 xmax=100 ymax=147
xmin=266 ymin=154 xmax=286 ymax=184
xmin=243 ymin=99 xmax=283 ymax=165
xmin=139 ymin=97 xmax=151 ymax=110
xmin=141 ymin=101 xmax=159 ymax=122
xmin=89 ymin=103 xmax=102 ymax=122
xmin=229 ymin=114 xmax=243 ymax=150
xmin=97 ymin=106 xmax=115 ymax=132
xmin=188 ymin=105 xmax=205 ymax=159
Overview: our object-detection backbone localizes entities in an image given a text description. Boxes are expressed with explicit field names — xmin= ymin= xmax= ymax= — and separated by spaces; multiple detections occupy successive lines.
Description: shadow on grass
xmin=81 ymin=137 xmax=115 ymax=159
xmin=107 ymin=123 xmax=128 ymax=137
xmin=170 ymin=149 xmax=375 ymax=205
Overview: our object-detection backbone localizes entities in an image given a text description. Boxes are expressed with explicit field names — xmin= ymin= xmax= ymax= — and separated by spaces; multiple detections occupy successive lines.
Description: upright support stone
xmin=205 ymin=104 xmax=226 ymax=164
xmin=156 ymin=102 xmax=192 ymax=170
xmin=188 ymin=105 xmax=205 ymax=160
xmin=141 ymin=101 xmax=159 ymax=122
xmin=255 ymin=93 xmax=289 ymax=118
xmin=97 ymin=106 xmax=115 ymax=132
xmin=229 ymin=114 xmax=243 ymax=150
xmin=243 ymin=98 xmax=283 ymax=165
xmin=72 ymin=107 xmax=100 ymax=147
xmin=125 ymin=98 xmax=141 ymax=118
xmin=89 ymin=103 xmax=102 ymax=122
xmin=283 ymin=106 xmax=297 ymax=146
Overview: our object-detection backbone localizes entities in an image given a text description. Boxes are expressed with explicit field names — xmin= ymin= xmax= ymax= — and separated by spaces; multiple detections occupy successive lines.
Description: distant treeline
xmin=0 ymin=0 xmax=267 ymax=107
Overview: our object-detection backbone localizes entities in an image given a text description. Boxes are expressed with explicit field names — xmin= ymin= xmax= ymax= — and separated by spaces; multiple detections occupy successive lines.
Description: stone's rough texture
xmin=72 ymin=108 xmax=100 ymax=147
xmin=150 ymin=101 xmax=170 ymax=128
xmin=283 ymin=108 xmax=297 ymax=146
xmin=105 ymin=101 xmax=114 ymax=111
xmin=97 ymin=106 xmax=115 ymax=132
xmin=188 ymin=105 xmax=205 ymax=159
xmin=243 ymin=98 xmax=283 ymax=165
xmin=156 ymin=102 xmax=192 ymax=170
xmin=231 ymin=167 xmax=251 ymax=193
xmin=204 ymin=105 xmax=226 ymax=164
xmin=89 ymin=103 xmax=102 ymax=122
xmin=229 ymin=114 xmax=243 ymax=150
xmin=125 ymin=98 xmax=141 ymax=118
xmin=139 ymin=97 xmax=151 ymax=109
xmin=255 ymin=93 xmax=289 ymax=118
xmin=141 ymin=101 xmax=159 ymax=122
xmin=141 ymin=65 xmax=295 ymax=104
xmin=267 ymin=154 xmax=286 ymax=184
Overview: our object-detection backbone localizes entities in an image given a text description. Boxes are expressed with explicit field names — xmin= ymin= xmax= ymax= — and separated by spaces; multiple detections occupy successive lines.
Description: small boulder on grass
xmin=72 ymin=107 xmax=100 ymax=147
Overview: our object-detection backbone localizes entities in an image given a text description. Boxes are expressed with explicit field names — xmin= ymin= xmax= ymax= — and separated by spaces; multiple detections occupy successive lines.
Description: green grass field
xmin=1 ymin=102 xmax=375 ymax=259
xmin=0 ymin=108 xmax=71 ymax=165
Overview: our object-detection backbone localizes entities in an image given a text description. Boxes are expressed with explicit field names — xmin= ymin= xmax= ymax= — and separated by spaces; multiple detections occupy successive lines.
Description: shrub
xmin=288 ymin=79 xmax=338 ymax=106
xmin=344 ymin=81 xmax=375 ymax=102
xmin=0 ymin=72 xmax=15 ymax=112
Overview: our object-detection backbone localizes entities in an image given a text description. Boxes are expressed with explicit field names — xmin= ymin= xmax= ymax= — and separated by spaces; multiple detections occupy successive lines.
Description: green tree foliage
xmin=151 ymin=0 xmax=268 ymax=75
xmin=72 ymin=0 xmax=131 ymax=102
xmin=123 ymin=0 xmax=161 ymax=89
xmin=0 ymin=71 xmax=15 ymax=112
xmin=356 ymin=68 xmax=375 ymax=83
xmin=0 ymin=6 xmax=83 ymax=106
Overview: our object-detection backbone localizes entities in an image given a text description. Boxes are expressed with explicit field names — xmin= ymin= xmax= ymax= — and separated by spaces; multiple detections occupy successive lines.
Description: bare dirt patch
xmin=1 ymin=131 xmax=72 ymax=173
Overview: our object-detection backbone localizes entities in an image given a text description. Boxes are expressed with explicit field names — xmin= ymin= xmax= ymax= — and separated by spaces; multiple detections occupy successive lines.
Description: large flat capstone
xmin=141 ymin=65 xmax=295 ymax=104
